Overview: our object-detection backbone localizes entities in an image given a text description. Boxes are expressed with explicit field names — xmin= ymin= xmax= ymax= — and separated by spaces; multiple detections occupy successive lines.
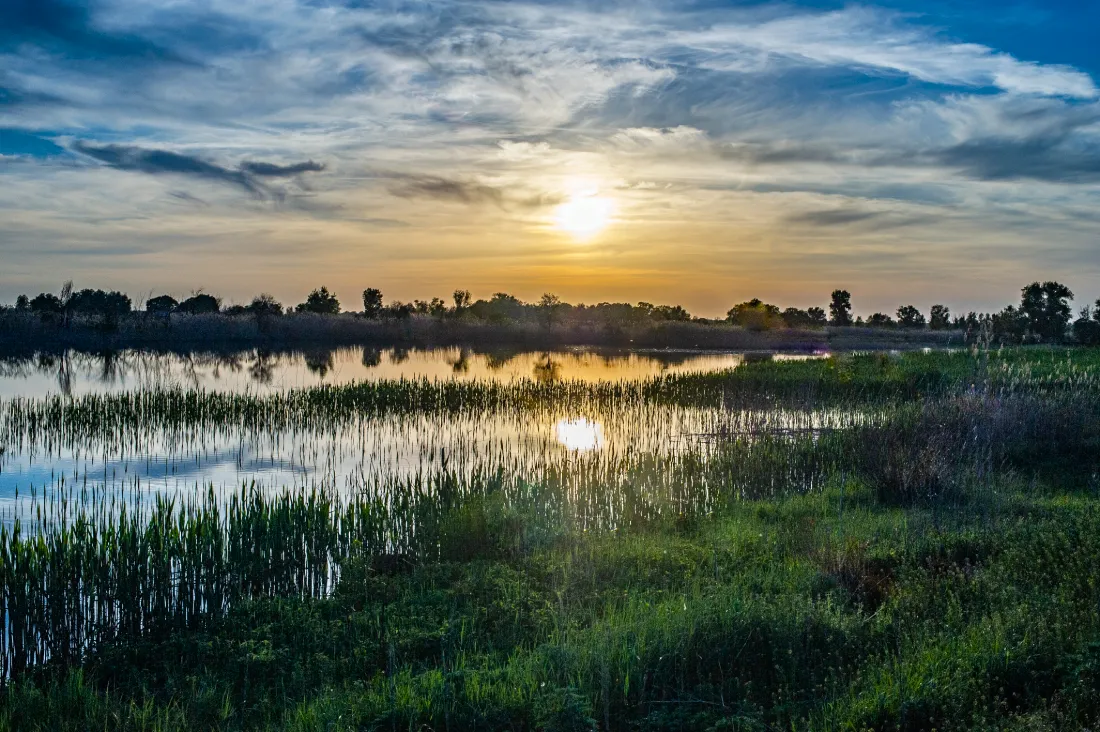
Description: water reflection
xmin=362 ymin=348 xmax=383 ymax=368
xmin=553 ymin=418 xmax=604 ymax=452
xmin=532 ymin=354 xmax=563 ymax=383
xmin=0 ymin=346 xmax=827 ymax=399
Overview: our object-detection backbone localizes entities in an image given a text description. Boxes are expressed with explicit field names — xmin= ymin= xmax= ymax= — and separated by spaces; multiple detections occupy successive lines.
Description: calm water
xmin=0 ymin=347 xmax=833 ymax=523
xmin=0 ymin=346 xmax=822 ymax=398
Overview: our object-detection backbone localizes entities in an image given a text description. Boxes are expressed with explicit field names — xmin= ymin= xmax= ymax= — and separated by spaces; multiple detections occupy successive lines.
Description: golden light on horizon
xmin=553 ymin=191 xmax=615 ymax=241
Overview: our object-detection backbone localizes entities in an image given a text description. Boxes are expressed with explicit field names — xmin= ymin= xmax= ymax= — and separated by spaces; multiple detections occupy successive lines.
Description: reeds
xmin=1 ymin=348 xmax=1099 ymax=683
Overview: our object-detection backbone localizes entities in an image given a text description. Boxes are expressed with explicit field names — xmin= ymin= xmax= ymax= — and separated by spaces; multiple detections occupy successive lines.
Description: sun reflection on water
xmin=553 ymin=417 xmax=605 ymax=452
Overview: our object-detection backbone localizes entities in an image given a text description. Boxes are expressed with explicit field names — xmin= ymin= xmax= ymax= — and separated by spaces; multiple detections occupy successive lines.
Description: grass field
xmin=2 ymin=347 xmax=1100 ymax=731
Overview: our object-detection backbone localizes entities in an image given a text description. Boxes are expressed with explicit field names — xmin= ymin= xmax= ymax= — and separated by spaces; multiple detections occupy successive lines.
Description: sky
xmin=2 ymin=0 xmax=1100 ymax=317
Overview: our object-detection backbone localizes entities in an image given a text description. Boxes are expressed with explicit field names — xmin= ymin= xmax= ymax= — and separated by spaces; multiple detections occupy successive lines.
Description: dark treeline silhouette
xmin=2 ymin=279 xmax=1095 ymax=352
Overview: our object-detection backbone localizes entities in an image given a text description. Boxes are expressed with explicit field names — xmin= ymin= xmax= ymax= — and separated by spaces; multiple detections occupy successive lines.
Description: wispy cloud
xmin=70 ymin=142 xmax=325 ymax=200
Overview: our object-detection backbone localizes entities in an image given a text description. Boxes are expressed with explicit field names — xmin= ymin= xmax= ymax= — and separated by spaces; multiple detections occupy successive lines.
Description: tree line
xmin=5 ymin=281 xmax=1100 ymax=345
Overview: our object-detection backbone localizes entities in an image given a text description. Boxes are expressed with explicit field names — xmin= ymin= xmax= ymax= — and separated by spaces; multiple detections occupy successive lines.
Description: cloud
xmin=933 ymin=136 xmax=1100 ymax=183
xmin=677 ymin=7 xmax=1098 ymax=99
xmin=70 ymin=141 xmax=325 ymax=199
xmin=239 ymin=160 xmax=326 ymax=177
xmin=785 ymin=208 xmax=884 ymax=227
xmin=387 ymin=175 xmax=505 ymax=206
xmin=385 ymin=172 xmax=566 ymax=210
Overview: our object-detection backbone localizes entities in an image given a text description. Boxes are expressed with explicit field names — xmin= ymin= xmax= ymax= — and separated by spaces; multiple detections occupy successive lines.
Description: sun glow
xmin=553 ymin=192 xmax=614 ymax=240
xmin=553 ymin=418 xmax=605 ymax=452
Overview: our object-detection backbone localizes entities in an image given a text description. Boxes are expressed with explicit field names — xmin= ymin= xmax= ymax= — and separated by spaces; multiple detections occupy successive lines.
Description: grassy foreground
xmin=7 ymin=483 xmax=1100 ymax=731
xmin=3 ymin=348 xmax=1100 ymax=730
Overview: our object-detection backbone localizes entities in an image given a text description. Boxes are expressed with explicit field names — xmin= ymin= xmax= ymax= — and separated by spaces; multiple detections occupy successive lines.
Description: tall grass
xmin=2 ymin=348 xmax=1100 ymax=730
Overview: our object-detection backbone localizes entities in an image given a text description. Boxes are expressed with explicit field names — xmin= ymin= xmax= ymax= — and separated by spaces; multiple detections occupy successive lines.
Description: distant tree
xmin=991 ymin=305 xmax=1028 ymax=344
xmin=248 ymin=294 xmax=284 ymax=317
xmin=177 ymin=293 xmax=220 ymax=314
xmin=29 ymin=293 xmax=64 ymax=316
xmin=779 ymin=306 xmax=826 ymax=329
xmin=67 ymin=289 xmax=130 ymax=316
xmin=296 ymin=287 xmax=340 ymax=315
xmin=452 ymin=289 xmax=472 ymax=312
xmin=652 ymin=304 xmax=691 ymax=322
xmin=385 ymin=301 xmax=414 ymax=319
xmin=146 ymin=295 xmax=178 ymax=315
xmin=829 ymin=290 xmax=852 ymax=326
xmin=362 ymin=288 xmax=384 ymax=319
xmin=428 ymin=297 xmax=448 ymax=317
xmin=470 ymin=293 xmax=526 ymax=322
xmin=781 ymin=307 xmax=810 ymax=328
xmin=539 ymin=293 xmax=563 ymax=329
xmin=1020 ymin=281 xmax=1074 ymax=342
xmin=223 ymin=304 xmax=249 ymax=316
xmin=929 ymin=304 xmax=951 ymax=331
xmin=896 ymin=305 xmax=926 ymax=329
xmin=727 ymin=299 xmax=782 ymax=331
xmin=1074 ymin=300 xmax=1100 ymax=346
xmin=15 ymin=295 xmax=29 ymax=311
xmin=867 ymin=313 xmax=896 ymax=328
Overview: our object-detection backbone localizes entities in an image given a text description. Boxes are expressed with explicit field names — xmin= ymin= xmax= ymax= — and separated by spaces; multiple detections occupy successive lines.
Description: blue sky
xmin=2 ymin=0 xmax=1099 ymax=315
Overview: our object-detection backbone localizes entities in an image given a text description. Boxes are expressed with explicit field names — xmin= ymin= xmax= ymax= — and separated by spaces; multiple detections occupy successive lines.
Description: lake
xmin=0 ymin=347 xmax=837 ymax=525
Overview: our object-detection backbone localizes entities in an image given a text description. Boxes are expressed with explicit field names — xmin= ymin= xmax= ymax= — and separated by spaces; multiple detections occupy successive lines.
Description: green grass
xmin=7 ymin=482 xmax=1100 ymax=730
xmin=4 ymin=347 xmax=1100 ymax=730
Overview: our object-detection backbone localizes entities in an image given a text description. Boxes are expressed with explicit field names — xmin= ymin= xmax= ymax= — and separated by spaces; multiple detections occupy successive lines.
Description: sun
xmin=553 ymin=193 xmax=614 ymax=240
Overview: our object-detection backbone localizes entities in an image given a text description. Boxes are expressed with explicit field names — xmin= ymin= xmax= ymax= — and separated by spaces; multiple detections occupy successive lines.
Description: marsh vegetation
xmin=2 ymin=348 xmax=1100 ymax=730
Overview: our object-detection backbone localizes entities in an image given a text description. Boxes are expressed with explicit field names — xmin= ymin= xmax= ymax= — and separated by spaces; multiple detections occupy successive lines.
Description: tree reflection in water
xmin=361 ymin=348 xmax=382 ymax=368
xmin=532 ymin=353 xmax=563 ymax=383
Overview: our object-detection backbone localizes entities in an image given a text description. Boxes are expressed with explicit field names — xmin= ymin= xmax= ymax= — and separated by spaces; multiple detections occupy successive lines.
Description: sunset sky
xmin=3 ymin=0 xmax=1099 ymax=316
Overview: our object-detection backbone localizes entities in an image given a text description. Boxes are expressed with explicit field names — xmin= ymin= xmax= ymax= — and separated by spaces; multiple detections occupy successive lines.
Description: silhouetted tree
xmin=781 ymin=308 xmax=809 ymax=328
xmin=177 ymin=293 xmax=220 ymax=314
xmin=728 ymin=299 xmax=782 ymax=331
xmin=385 ymin=301 xmax=414 ymax=319
xmin=829 ymin=290 xmax=852 ymax=326
xmin=452 ymin=289 xmax=472 ymax=312
xmin=539 ymin=293 xmax=563 ymax=329
xmin=29 ymin=293 xmax=63 ymax=316
xmin=779 ymin=306 xmax=827 ymax=329
xmin=67 ymin=289 xmax=131 ymax=316
xmin=362 ymin=288 xmax=384 ymax=319
xmin=248 ymin=294 xmax=284 ymax=317
xmin=992 ymin=306 xmax=1028 ymax=344
xmin=867 ymin=313 xmax=895 ymax=328
xmin=146 ymin=295 xmax=178 ymax=314
xmin=929 ymin=304 xmax=951 ymax=330
xmin=1020 ymin=281 xmax=1074 ymax=342
xmin=896 ymin=305 xmax=926 ymax=329
xmin=296 ymin=287 xmax=340 ymax=314
xmin=652 ymin=304 xmax=691 ymax=322
xmin=15 ymin=295 xmax=29 ymax=311
xmin=1074 ymin=300 xmax=1100 ymax=346
xmin=470 ymin=293 xmax=526 ymax=322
